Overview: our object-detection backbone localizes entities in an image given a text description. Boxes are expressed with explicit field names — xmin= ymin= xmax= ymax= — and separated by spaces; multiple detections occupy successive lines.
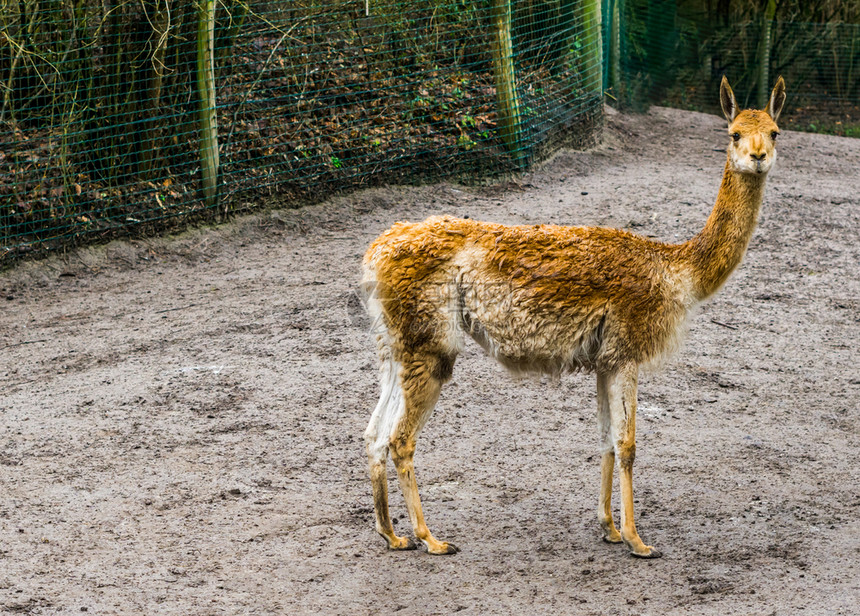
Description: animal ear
xmin=767 ymin=76 xmax=786 ymax=123
xmin=720 ymin=76 xmax=739 ymax=124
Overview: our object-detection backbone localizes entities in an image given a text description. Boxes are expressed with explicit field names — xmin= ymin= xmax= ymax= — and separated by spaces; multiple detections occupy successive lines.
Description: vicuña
xmin=361 ymin=77 xmax=786 ymax=558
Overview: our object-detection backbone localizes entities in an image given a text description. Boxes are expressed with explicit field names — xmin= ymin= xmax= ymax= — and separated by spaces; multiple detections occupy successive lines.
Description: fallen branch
xmin=0 ymin=339 xmax=47 ymax=351
xmin=154 ymin=304 xmax=196 ymax=314
xmin=710 ymin=318 xmax=738 ymax=330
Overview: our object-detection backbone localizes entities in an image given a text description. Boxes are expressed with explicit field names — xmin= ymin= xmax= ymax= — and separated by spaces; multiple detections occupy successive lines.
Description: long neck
xmin=682 ymin=160 xmax=767 ymax=300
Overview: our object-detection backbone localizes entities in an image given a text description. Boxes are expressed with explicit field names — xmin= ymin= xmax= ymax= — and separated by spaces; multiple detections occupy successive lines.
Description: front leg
xmin=606 ymin=365 xmax=662 ymax=558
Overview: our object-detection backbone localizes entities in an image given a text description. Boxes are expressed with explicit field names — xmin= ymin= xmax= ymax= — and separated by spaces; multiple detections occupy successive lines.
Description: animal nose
xmin=751 ymin=152 xmax=767 ymax=161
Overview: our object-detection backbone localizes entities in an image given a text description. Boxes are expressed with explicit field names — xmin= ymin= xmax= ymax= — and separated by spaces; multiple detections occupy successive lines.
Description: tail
xmin=362 ymin=260 xmax=405 ymax=464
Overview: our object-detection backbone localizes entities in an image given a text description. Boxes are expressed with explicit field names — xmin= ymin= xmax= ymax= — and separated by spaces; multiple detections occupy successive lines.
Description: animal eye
xmin=732 ymin=132 xmax=741 ymax=142
xmin=771 ymin=131 xmax=779 ymax=140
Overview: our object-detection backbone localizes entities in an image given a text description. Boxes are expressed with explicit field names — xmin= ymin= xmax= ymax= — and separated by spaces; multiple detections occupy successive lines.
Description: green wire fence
xmin=0 ymin=1 xmax=603 ymax=261
xmin=1 ymin=1 xmax=858 ymax=262
xmin=613 ymin=1 xmax=860 ymax=132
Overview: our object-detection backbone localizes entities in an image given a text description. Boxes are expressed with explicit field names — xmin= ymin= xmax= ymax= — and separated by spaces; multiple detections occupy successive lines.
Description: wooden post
xmin=579 ymin=0 xmax=603 ymax=96
xmin=609 ymin=0 xmax=620 ymax=92
xmin=757 ymin=0 xmax=776 ymax=109
xmin=490 ymin=0 xmax=523 ymax=161
xmin=197 ymin=0 xmax=219 ymax=209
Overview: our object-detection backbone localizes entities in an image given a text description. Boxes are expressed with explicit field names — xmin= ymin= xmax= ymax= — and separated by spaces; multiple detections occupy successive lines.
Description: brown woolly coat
xmin=364 ymin=153 xmax=768 ymax=377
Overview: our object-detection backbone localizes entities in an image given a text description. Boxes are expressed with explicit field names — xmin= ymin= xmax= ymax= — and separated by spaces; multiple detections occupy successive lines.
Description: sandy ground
xmin=1 ymin=106 xmax=858 ymax=615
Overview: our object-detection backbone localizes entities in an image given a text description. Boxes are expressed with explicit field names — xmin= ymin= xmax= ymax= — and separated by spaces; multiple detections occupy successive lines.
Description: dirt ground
xmin=1 ymin=106 xmax=858 ymax=615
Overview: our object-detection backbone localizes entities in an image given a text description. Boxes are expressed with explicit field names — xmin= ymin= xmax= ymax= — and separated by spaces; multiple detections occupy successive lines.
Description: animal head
xmin=720 ymin=76 xmax=786 ymax=176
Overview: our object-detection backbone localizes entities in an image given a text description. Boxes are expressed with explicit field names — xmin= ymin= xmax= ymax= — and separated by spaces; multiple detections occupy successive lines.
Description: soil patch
xmin=1 ymin=106 xmax=858 ymax=615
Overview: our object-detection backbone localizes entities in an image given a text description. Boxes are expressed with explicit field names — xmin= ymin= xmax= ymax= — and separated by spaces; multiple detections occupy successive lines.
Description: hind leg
xmin=597 ymin=371 xmax=622 ymax=544
xmin=389 ymin=354 xmax=459 ymax=555
xmin=368 ymin=457 xmax=415 ymax=550
xmin=364 ymin=356 xmax=415 ymax=550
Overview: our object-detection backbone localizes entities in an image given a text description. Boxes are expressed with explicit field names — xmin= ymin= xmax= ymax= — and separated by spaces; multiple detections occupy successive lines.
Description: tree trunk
xmin=140 ymin=0 xmax=170 ymax=179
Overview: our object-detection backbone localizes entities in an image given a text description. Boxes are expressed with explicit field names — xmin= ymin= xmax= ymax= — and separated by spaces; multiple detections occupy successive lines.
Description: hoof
xmin=630 ymin=547 xmax=663 ymax=559
xmin=429 ymin=542 xmax=459 ymax=555
xmin=388 ymin=537 xmax=417 ymax=551
xmin=600 ymin=521 xmax=622 ymax=544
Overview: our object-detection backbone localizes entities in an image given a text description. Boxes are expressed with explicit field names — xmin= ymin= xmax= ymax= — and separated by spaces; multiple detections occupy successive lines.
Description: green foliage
xmin=457 ymin=133 xmax=476 ymax=150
